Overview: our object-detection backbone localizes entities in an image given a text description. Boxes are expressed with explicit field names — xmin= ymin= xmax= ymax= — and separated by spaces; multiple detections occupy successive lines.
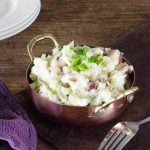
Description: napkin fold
xmin=0 ymin=80 xmax=37 ymax=150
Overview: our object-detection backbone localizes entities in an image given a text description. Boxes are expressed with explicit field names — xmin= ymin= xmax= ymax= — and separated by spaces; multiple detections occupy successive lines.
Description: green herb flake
xmin=77 ymin=47 xmax=89 ymax=56
xmin=88 ymin=55 xmax=105 ymax=65
xmin=70 ymin=56 xmax=82 ymax=72
xmin=72 ymin=56 xmax=82 ymax=66
xmin=88 ymin=55 xmax=98 ymax=63
xmin=51 ymin=90 xmax=57 ymax=95
xmin=78 ymin=63 xmax=89 ymax=71
xmin=70 ymin=55 xmax=89 ymax=72
xmin=70 ymin=47 xmax=74 ymax=51
xmin=70 ymin=47 xmax=90 ymax=72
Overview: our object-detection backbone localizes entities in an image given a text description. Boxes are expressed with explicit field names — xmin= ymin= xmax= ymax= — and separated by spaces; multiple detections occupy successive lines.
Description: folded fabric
xmin=0 ymin=80 xmax=37 ymax=150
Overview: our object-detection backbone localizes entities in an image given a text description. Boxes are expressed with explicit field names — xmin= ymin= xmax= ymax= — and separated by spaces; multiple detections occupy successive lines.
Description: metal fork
xmin=98 ymin=116 xmax=150 ymax=150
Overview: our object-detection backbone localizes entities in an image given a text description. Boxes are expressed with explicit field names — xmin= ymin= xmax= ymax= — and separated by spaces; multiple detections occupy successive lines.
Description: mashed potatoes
xmin=29 ymin=42 xmax=134 ymax=106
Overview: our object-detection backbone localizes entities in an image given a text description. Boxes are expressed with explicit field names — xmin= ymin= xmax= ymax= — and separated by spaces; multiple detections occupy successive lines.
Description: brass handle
xmin=27 ymin=33 xmax=60 ymax=61
xmin=88 ymin=86 xmax=139 ymax=117
xmin=95 ymin=86 xmax=139 ymax=114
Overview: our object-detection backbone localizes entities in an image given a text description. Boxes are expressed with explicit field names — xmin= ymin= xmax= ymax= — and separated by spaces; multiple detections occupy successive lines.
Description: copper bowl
xmin=26 ymin=33 xmax=138 ymax=126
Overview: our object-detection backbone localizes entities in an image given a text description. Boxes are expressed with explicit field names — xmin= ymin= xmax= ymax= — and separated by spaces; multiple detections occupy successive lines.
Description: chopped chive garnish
xmin=70 ymin=46 xmax=105 ymax=72
xmin=78 ymin=63 xmax=89 ymax=71
xmin=70 ymin=47 xmax=74 ymax=51
xmin=88 ymin=55 xmax=105 ymax=65
xmin=77 ymin=47 xmax=89 ymax=55
xmin=51 ymin=90 xmax=57 ymax=95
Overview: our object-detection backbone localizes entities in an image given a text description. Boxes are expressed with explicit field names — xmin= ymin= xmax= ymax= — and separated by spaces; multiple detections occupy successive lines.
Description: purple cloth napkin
xmin=0 ymin=80 xmax=37 ymax=150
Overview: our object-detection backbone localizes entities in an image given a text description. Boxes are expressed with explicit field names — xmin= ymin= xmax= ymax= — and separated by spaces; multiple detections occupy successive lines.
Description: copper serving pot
xmin=26 ymin=33 xmax=139 ymax=126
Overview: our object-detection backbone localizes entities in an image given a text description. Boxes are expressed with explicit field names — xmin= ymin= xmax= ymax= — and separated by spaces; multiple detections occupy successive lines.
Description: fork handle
xmin=138 ymin=116 xmax=150 ymax=125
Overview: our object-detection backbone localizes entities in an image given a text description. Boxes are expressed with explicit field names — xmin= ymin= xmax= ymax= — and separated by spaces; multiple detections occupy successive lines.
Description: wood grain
xmin=1 ymin=0 xmax=150 ymax=93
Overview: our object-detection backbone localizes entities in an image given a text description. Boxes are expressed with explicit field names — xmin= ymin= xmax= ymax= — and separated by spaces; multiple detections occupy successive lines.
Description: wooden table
xmin=1 ymin=0 xmax=150 ymax=149
xmin=1 ymin=0 xmax=150 ymax=94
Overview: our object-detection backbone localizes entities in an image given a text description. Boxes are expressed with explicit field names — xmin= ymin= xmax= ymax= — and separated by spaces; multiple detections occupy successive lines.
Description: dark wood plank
xmin=1 ymin=0 xmax=150 ymax=93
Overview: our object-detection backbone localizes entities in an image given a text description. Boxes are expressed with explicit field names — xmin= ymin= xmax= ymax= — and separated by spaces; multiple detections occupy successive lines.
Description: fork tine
xmin=104 ymin=130 xmax=122 ymax=150
xmin=98 ymin=129 xmax=117 ymax=150
xmin=109 ymin=132 xmax=126 ymax=150
xmin=115 ymin=134 xmax=135 ymax=150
